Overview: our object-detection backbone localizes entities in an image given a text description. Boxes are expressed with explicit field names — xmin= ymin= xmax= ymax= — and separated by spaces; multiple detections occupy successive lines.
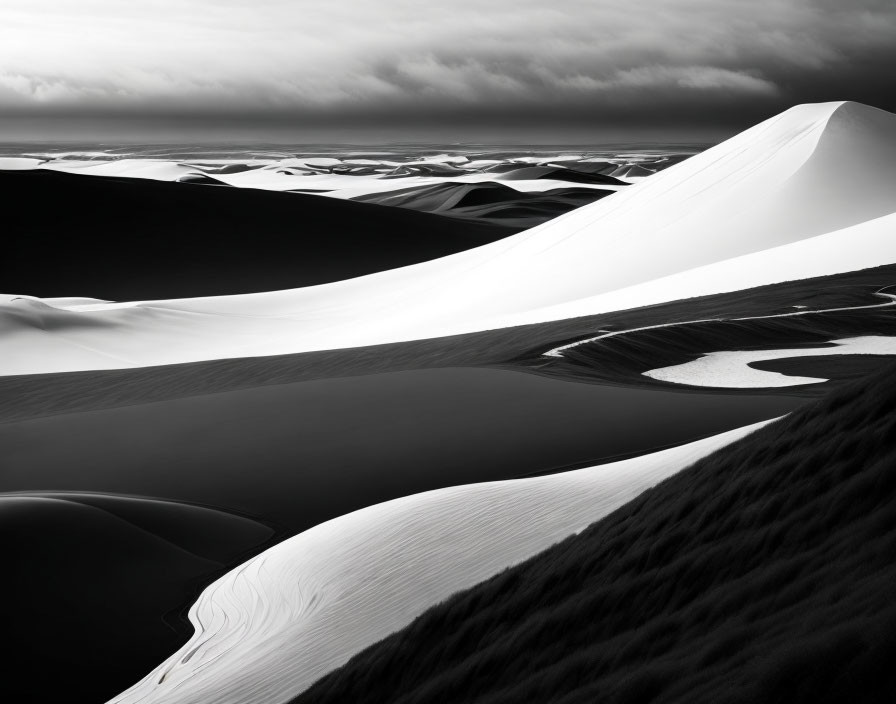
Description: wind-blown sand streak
xmin=109 ymin=421 xmax=770 ymax=704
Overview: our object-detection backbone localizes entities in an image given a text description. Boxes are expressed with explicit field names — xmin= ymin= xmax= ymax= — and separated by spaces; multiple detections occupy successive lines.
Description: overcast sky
xmin=1 ymin=0 xmax=894 ymax=142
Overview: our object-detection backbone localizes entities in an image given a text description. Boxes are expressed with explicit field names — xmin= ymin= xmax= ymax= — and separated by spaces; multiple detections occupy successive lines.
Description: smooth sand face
xmin=0 ymin=367 xmax=800 ymax=532
xmin=108 ymin=420 xmax=770 ymax=704
xmin=1 ymin=492 xmax=273 ymax=703
xmin=4 ymin=102 xmax=896 ymax=376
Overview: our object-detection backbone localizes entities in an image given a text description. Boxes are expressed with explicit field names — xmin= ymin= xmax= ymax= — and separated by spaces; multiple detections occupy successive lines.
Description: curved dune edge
xmin=109 ymin=419 xmax=772 ymax=704
xmin=644 ymin=335 xmax=896 ymax=388
xmin=0 ymin=491 xmax=276 ymax=703
xmin=0 ymin=490 xmax=273 ymax=561
xmin=4 ymin=101 xmax=896 ymax=376
xmin=291 ymin=366 xmax=896 ymax=704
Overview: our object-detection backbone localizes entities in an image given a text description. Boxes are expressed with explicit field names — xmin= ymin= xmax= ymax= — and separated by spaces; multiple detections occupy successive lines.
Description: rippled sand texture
xmin=110 ymin=421 xmax=768 ymax=704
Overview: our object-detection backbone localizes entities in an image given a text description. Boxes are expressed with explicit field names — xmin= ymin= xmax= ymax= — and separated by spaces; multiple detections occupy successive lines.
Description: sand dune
xmin=3 ymin=101 xmax=894 ymax=376
xmin=353 ymin=181 xmax=613 ymax=227
xmin=1 ymin=492 xmax=272 ymax=704
xmin=1 ymin=149 xmax=653 ymax=199
xmin=529 ymin=209 xmax=896 ymax=325
xmin=294 ymin=365 xmax=896 ymax=704
xmin=6 ymin=102 xmax=893 ymax=704
xmin=645 ymin=335 xmax=896 ymax=387
xmin=0 ymin=366 xmax=797 ymax=533
xmin=108 ymin=420 xmax=769 ymax=704
xmin=0 ymin=157 xmax=43 ymax=170
xmin=2 ymin=169 xmax=514 ymax=301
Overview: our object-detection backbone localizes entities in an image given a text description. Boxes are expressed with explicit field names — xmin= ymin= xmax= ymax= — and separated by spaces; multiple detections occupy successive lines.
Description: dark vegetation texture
xmin=1 ymin=169 xmax=516 ymax=300
xmin=295 ymin=364 xmax=896 ymax=704
xmin=3 ymin=264 xmax=894 ymax=424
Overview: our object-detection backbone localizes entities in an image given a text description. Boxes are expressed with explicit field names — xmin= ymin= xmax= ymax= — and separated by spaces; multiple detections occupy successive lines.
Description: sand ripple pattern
xmin=109 ymin=421 xmax=768 ymax=704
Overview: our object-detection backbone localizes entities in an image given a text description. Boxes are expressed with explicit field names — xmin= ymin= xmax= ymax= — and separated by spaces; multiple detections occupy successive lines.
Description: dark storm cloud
xmin=0 ymin=0 xmax=893 ymax=138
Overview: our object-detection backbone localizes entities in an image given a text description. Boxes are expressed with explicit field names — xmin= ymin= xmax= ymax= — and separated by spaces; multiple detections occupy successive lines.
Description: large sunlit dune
xmin=3 ymin=101 xmax=895 ymax=376
xmin=108 ymin=420 xmax=769 ymax=704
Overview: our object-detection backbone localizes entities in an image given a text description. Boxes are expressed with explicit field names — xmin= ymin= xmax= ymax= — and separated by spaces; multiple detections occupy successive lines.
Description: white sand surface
xmin=0 ymin=157 xmax=43 ymax=170
xmin=12 ymin=154 xmax=625 ymax=198
xmin=108 ymin=419 xmax=770 ymax=704
xmin=3 ymin=101 xmax=895 ymax=376
xmin=40 ymin=296 xmax=111 ymax=307
xmin=645 ymin=336 xmax=896 ymax=388
xmin=42 ymin=158 xmax=202 ymax=182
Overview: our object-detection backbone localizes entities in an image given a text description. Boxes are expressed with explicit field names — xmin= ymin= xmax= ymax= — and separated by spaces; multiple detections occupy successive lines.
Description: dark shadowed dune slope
xmin=0 ymin=492 xmax=273 ymax=704
xmin=1 ymin=169 xmax=517 ymax=300
xmin=295 ymin=364 xmax=896 ymax=704
xmin=0 ymin=367 xmax=800 ymax=533
xmin=497 ymin=165 xmax=629 ymax=185
xmin=355 ymin=182 xmax=527 ymax=211
xmin=353 ymin=181 xmax=613 ymax=228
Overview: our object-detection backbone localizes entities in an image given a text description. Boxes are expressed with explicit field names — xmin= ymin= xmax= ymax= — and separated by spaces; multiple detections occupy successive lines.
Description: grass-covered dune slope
xmin=296 ymin=363 xmax=896 ymax=704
